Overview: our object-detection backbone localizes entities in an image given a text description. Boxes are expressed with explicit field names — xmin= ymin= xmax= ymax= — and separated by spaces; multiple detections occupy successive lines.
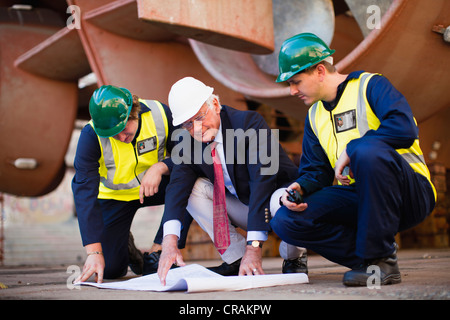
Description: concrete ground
xmin=0 ymin=248 xmax=449 ymax=302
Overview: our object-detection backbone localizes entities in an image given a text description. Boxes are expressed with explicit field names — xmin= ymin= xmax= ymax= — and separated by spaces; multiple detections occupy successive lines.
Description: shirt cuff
xmin=247 ymin=231 xmax=268 ymax=242
xmin=163 ymin=220 xmax=181 ymax=239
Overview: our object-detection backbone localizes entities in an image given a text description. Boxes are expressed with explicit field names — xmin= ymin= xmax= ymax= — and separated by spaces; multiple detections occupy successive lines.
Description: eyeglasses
xmin=181 ymin=107 xmax=210 ymax=130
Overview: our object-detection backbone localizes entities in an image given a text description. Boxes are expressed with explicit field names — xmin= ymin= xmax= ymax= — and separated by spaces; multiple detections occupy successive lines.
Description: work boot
xmin=282 ymin=253 xmax=308 ymax=274
xmin=343 ymin=245 xmax=401 ymax=287
xmin=142 ymin=250 xmax=179 ymax=275
xmin=128 ymin=232 xmax=144 ymax=275
xmin=207 ymin=259 xmax=241 ymax=276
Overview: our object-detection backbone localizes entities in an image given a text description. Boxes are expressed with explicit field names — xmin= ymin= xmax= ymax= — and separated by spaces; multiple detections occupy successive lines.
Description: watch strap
xmin=246 ymin=240 xmax=263 ymax=248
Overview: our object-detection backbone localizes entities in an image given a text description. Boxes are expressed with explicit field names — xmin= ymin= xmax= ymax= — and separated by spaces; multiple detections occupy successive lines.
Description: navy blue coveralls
xmin=72 ymin=102 xmax=192 ymax=279
xmin=271 ymin=71 xmax=436 ymax=268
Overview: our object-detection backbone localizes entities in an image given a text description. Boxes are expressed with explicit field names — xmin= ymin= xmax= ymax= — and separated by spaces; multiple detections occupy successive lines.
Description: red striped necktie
xmin=210 ymin=142 xmax=230 ymax=254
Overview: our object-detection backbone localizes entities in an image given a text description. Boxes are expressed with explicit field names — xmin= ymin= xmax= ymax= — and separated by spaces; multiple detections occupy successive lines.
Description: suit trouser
xmin=187 ymin=177 xmax=305 ymax=264
xmin=98 ymin=175 xmax=192 ymax=279
xmin=271 ymin=140 xmax=436 ymax=269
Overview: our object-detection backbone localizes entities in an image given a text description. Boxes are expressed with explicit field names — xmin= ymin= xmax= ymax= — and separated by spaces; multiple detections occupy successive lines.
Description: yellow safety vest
xmin=308 ymin=72 xmax=436 ymax=200
xmin=90 ymin=99 xmax=169 ymax=201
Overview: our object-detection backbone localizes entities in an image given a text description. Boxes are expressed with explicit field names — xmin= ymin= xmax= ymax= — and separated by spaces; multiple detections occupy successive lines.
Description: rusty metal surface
xmin=84 ymin=0 xmax=176 ymax=42
xmin=1 ymin=0 xmax=251 ymax=197
xmin=69 ymin=0 xmax=247 ymax=108
xmin=2 ymin=0 xmax=450 ymax=196
xmin=336 ymin=0 xmax=450 ymax=123
xmin=253 ymin=0 xmax=335 ymax=76
xmin=15 ymin=27 xmax=90 ymax=81
xmin=0 ymin=16 xmax=78 ymax=196
xmin=417 ymin=107 xmax=450 ymax=170
xmin=190 ymin=0 xmax=450 ymax=124
xmin=137 ymin=0 xmax=274 ymax=54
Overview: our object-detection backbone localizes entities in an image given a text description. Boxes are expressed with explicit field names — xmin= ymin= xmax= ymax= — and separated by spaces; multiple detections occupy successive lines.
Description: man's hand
xmin=157 ymin=235 xmax=185 ymax=286
xmin=335 ymin=149 xmax=353 ymax=186
xmin=280 ymin=182 xmax=308 ymax=212
xmin=238 ymin=245 xmax=265 ymax=276
xmin=139 ymin=162 xmax=168 ymax=203
xmin=75 ymin=243 xmax=105 ymax=284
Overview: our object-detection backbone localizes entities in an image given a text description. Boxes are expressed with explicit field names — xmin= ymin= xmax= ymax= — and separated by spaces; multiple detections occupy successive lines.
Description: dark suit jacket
xmin=163 ymin=105 xmax=298 ymax=233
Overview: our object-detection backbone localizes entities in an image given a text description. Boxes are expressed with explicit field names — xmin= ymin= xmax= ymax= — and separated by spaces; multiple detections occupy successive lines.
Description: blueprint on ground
xmin=77 ymin=264 xmax=308 ymax=293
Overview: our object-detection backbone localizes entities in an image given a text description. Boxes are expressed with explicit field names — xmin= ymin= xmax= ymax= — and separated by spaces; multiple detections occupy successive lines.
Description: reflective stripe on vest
xmin=308 ymin=72 xmax=436 ymax=199
xmin=91 ymin=99 xmax=168 ymax=201
xmin=142 ymin=99 xmax=168 ymax=163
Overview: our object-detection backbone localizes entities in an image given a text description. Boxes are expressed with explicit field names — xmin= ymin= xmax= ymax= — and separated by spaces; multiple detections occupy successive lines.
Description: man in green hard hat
xmin=72 ymin=85 xmax=191 ymax=283
xmin=271 ymin=33 xmax=436 ymax=286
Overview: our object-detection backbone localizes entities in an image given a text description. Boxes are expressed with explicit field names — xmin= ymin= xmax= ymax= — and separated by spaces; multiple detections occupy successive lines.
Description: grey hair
xmin=206 ymin=94 xmax=222 ymax=110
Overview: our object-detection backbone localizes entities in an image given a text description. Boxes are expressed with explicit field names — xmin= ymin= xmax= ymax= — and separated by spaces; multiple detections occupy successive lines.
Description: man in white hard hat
xmin=157 ymin=77 xmax=306 ymax=285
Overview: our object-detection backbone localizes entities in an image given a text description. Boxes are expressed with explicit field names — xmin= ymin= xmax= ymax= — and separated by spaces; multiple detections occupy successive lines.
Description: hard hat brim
xmin=93 ymin=120 xmax=127 ymax=138
xmin=171 ymin=86 xmax=214 ymax=126
xmin=276 ymin=50 xmax=335 ymax=83
xmin=89 ymin=85 xmax=133 ymax=138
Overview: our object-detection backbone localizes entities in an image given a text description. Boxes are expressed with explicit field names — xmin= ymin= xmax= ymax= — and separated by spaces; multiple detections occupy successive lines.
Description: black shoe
xmin=142 ymin=250 xmax=179 ymax=276
xmin=128 ymin=232 xmax=144 ymax=275
xmin=207 ymin=259 xmax=241 ymax=276
xmin=343 ymin=247 xmax=401 ymax=287
xmin=282 ymin=254 xmax=308 ymax=274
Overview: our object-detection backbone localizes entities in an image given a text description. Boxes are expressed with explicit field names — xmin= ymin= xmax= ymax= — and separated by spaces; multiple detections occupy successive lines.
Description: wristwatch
xmin=247 ymin=240 xmax=263 ymax=248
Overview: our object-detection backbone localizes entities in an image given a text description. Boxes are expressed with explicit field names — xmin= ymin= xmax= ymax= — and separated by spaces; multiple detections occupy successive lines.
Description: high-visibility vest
xmin=308 ymin=72 xmax=436 ymax=200
xmin=89 ymin=99 xmax=169 ymax=201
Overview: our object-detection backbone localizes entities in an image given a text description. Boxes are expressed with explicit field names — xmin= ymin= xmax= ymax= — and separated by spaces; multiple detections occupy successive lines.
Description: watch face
xmin=252 ymin=241 xmax=259 ymax=248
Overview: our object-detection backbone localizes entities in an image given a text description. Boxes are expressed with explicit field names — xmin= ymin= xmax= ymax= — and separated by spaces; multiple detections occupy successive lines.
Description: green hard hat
xmin=276 ymin=33 xmax=335 ymax=83
xmin=89 ymin=85 xmax=133 ymax=138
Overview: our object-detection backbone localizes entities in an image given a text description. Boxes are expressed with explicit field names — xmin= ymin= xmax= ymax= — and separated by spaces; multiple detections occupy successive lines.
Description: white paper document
xmin=77 ymin=264 xmax=308 ymax=293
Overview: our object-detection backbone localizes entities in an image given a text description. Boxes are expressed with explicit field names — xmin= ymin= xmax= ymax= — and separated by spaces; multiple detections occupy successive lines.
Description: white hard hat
xmin=168 ymin=77 xmax=214 ymax=126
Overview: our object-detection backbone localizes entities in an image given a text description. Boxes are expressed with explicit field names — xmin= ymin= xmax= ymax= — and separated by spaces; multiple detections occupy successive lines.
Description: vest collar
xmin=322 ymin=70 xmax=365 ymax=112
xmin=131 ymin=102 xmax=151 ymax=145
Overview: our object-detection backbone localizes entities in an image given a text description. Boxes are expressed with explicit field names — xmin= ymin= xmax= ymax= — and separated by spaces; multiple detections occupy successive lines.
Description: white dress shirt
xmin=163 ymin=122 xmax=268 ymax=242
